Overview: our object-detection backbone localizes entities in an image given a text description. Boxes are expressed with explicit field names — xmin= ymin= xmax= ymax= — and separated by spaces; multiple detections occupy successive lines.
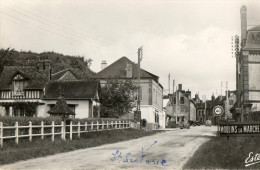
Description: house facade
xmin=236 ymin=6 xmax=260 ymax=121
xmin=94 ymin=56 xmax=165 ymax=128
xmin=166 ymin=84 xmax=196 ymax=123
xmin=0 ymin=57 xmax=100 ymax=118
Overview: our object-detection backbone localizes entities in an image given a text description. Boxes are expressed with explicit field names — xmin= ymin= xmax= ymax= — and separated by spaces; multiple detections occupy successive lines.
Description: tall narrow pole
xmin=175 ymin=85 xmax=178 ymax=124
xmin=221 ymin=81 xmax=229 ymax=120
xmin=173 ymin=79 xmax=175 ymax=94
xmin=226 ymin=81 xmax=228 ymax=120
xmin=137 ymin=46 xmax=143 ymax=129
xmin=168 ymin=74 xmax=170 ymax=94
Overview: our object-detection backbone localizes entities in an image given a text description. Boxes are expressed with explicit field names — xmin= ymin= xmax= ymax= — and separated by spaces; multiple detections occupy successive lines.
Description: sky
xmin=0 ymin=0 xmax=260 ymax=100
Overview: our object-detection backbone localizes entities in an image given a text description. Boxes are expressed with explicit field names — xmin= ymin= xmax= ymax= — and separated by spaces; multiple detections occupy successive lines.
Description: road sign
xmin=213 ymin=105 xmax=224 ymax=116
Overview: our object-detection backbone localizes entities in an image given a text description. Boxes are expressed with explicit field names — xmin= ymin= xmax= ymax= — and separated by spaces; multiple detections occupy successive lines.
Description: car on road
xmin=205 ymin=120 xmax=212 ymax=126
xmin=180 ymin=122 xmax=190 ymax=129
xmin=188 ymin=121 xmax=200 ymax=126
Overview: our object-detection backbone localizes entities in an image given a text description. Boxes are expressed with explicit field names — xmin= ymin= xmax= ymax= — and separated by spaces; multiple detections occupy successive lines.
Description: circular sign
xmin=213 ymin=105 xmax=224 ymax=116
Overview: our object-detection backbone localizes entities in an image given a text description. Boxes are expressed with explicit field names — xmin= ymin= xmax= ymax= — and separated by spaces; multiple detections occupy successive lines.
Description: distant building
xmin=94 ymin=56 xmax=165 ymax=129
xmin=236 ymin=6 xmax=260 ymax=121
xmin=166 ymin=84 xmax=196 ymax=123
xmin=197 ymin=92 xmax=237 ymax=125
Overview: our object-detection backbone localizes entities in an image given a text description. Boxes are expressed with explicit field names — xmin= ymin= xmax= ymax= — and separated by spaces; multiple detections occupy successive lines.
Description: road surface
xmin=0 ymin=126 xmax=217 ymax=170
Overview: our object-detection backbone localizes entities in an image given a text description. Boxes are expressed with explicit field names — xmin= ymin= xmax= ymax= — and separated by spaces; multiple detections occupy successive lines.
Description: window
xmin=13 ymin=107 xmax=25 ymax=117
xmin=68 ymin=105 xmax=75 ymax=118
xmin=229 ymin=100 xmax=234 ymax=105
xmin=180 ymin=97 xmax=185 ymax=104
xmin=13 ymin=74 xmax=26 ymax=96
xmin=5 ymin=107 xmax=10 ymax=116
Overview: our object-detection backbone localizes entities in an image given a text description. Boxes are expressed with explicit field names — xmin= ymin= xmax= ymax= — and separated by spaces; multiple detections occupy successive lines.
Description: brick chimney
xmin=240 ymin=5 xmax=247 ymax=47
xmin=178 ymin=84 xmax=182 ymax=91
xmin=186 ymin=89 xmax=191 ymax=99
xmin=37 ymin=56 xmax=51 ymax=80
xmin=211 ymin=95 xmax=215 ymax=101
xmin=101 ymin=60 xmax=107 ymax=70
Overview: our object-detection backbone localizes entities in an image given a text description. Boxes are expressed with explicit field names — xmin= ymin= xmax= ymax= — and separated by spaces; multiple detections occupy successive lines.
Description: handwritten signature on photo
xmin=110 ymin=141 xmax=167 ymax=166
xmin=245 ymin=152 xmax=260 ymax=167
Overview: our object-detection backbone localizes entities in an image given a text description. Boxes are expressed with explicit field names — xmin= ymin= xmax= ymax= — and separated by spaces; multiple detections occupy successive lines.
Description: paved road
xmin=0 ymin=126 xmax=217 ymax=170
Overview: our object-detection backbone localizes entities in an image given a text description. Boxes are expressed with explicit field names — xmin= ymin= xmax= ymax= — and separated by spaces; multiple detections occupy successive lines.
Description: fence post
xmin=115 ymin=121 xmax=117 ymax=129
xmin=91 ymin=121 xmax=93 ymax=131
xmin=78 ymin=122 xmax=80 ymax=138
xmin=15 ymin=121 xmax=19 ymax=145
xmin=61 ymin=121 xmax=64 ymax=140
xmin=29 ymin=121 xmax=32 ymax=142
xmin=52 ymin=121 xmax=55 ymax=142
xmin=70 ymin=121 xmax=73 ymax=141
xmin=41 ymin=121 xmax=44 ymax=140
xmin=97 ymin=121 xmax=99 ymax=131
xmin=102 ymin=121 xmax=104 ymax=130
xmin=119 ymin=120 xmax=121 ymax=129
xmin=0 ymin=122 xmax=3 ymax=148
xmin=111 ymin=121 xmax=113 ymax=129
xmin=85 ymin=122 xmax=88 ymax=132
xmin=122 ymin=120 xmax=124 ymax=129
xmin=107 ymin=121 xmax=109 ymax=130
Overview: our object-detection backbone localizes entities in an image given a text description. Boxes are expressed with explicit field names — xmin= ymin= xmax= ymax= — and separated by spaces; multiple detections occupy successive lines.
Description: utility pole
xmin=205 ymin=99 xmax=207 ymax=121
xmin=168 ymin=74 xmax=170 ymax=95
xmin=221 ymin=81 xmax=229 ymax=120
xmin=175 ymin=85 xmax=178 ymax=124
xmin=137 ymin=46 xmax=143 ymax=130
xmin=173 ymin=79 xmax=175 ymax=94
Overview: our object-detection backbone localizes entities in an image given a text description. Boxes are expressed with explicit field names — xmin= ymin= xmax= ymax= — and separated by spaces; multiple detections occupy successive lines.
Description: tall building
xmin=94 ymin=57 xmax=165 ymax=129
xmin=165 ymin=84 xmax=196 ymax=124
xmin=236 ymin=6 xmax=260 ymax=121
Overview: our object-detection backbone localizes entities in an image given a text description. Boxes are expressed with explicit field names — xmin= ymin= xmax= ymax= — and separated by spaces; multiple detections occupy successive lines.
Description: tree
xmin=0 ymin=48 xmax=16 ymax=74
xmin=100 ymin=78 xmax=137 ymax=118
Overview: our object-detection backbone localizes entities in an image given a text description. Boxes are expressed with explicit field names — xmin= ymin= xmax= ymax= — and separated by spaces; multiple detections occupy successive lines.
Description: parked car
xmin=188 ymin=120 xmax=196 ymax=126
xmin=195 ymin=121 xmax=200 ymax=126
xmin=205 ymin=120 xmax=212 ymax=126
xmin=180 ymin=122 xmax=190 ymax=129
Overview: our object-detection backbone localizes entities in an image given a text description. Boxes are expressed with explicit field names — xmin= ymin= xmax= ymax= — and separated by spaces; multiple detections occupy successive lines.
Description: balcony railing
xmin=0 ymin=90 xmax=41 ymax=99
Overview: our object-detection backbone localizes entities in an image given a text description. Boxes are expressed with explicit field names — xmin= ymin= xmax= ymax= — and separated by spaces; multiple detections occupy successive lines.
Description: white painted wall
xmin=37 ymin=104 xmax=49 ymax=117
xmin=189 ymin=103 xmax=196 ymax=121
xmin=159 ymin=111 xmax=166 ymax=128
xmin=0 ymin=106 xmax=6 ymax=116
xmin=39 ymin=100 xmax=91 ymax=118
xmin=140 ymin=105 xmax=165 ymax=128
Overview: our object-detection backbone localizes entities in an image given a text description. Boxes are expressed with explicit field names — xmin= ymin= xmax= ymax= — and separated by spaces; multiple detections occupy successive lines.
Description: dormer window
xmin=13 ymin=74 xmax=26 ymax=96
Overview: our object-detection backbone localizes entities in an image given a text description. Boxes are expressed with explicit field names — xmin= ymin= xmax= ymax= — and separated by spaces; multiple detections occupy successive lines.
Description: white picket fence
xmin=0 ymin=120 xmax=130 ymax=147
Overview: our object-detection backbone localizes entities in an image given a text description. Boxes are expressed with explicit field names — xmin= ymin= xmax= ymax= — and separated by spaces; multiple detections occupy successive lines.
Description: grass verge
xmin=0 ymin=129 xmax=162 ymax=165
xmin=184 ymin=136 xmax=260 ymax=169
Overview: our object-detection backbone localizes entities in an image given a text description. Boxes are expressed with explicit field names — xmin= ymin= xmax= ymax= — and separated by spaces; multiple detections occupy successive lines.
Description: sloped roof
xmin=51 ymin=68 xmax=78 ymax=81
xmin=43 ymin=80 xmax=100 ymax=100
xmin=95 ymin=57 xmax=159 ymax=82
xmin=244 ymin=25 xmax=260 ymax=50
xmin=248 ymin=25 xmax=260 ymax=31
xmin=211 ymin=96 xmax=226 ymax=107
xmin=0 ymin=66 xmax=48 ymax=90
